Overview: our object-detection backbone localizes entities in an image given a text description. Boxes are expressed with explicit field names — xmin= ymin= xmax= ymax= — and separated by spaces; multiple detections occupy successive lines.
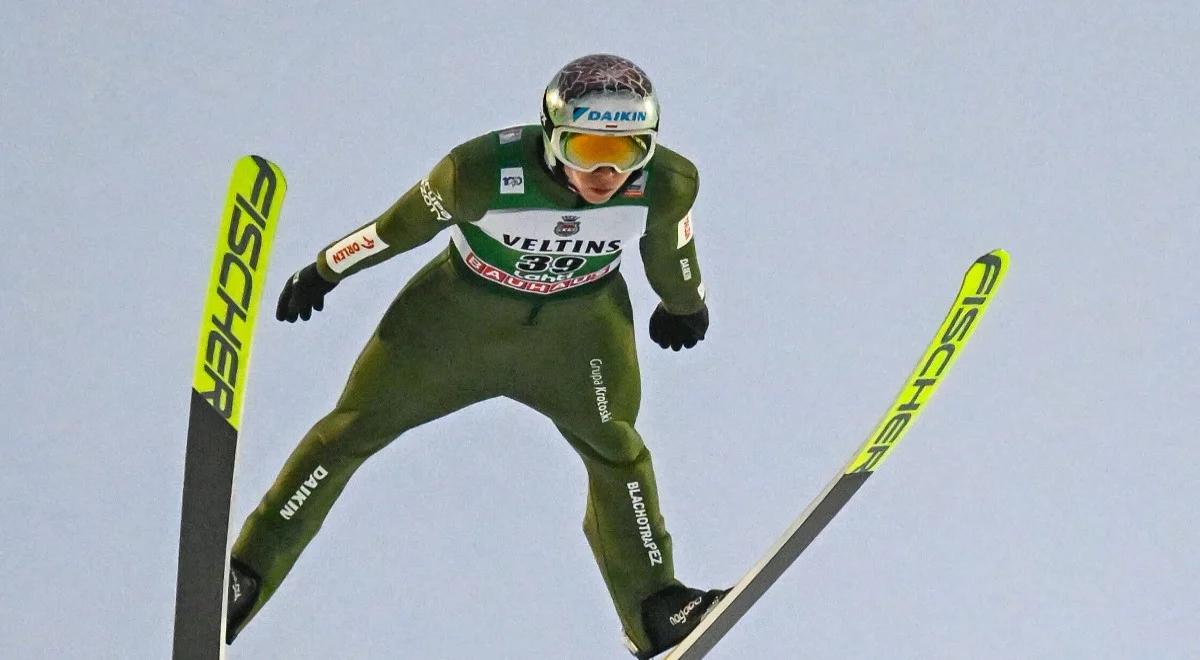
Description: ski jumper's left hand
xmin=276 ymin=263 xmax=338 ymax=322
xmin=649 ymin=303 xmax=708 ymax=351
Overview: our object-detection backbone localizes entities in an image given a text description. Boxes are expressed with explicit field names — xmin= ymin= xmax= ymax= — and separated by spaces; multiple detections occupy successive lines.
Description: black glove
xmin=648 ymin=303 xmax=709 ymax=351
xmin=276 ymin=263 xmax=338 ymax=322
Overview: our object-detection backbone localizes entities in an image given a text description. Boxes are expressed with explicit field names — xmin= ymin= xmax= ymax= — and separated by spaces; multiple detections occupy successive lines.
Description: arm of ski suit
xmin=639 ymin=155 xmax=706 ymax=315
xmin=313 ymin=144 xmax=492 ymax=283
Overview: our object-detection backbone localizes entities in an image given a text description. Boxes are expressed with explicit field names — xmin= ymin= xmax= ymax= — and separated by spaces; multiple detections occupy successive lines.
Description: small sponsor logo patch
xmin=420 ymin=178 xmax=452 ymax=222
xmin=679 ymin=257 xmax=693 ymax=281
xmin=555 ymin=214 xmax=582 ymax=237
xmin=498 ymin=127 xmax=522 ymax=144
xmin=326 ymin=223 xmax=389 ymax=274
xmin=676 ymin=211 xmax=694 ymax=248
xmin=622 ymin=171 xmax=647 ymax=198
xmin=500 ymin=167 xmax=525 ymax=194
xmin=697 ymin=282 xmax=706 ymax=300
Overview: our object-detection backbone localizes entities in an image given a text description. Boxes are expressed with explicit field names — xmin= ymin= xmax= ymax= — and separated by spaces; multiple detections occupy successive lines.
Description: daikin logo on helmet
xmin=572 ymin=107 xmax=649 ymax=123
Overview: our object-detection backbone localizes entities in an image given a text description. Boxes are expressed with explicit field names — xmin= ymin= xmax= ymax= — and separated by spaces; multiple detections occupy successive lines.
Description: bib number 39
xmin=516 ymin=254 xmax=585 ymax=274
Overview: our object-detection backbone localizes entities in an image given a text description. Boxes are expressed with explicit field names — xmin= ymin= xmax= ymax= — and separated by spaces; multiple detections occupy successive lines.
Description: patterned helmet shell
xmin=541 ymin=54 xmax=660 ymax=170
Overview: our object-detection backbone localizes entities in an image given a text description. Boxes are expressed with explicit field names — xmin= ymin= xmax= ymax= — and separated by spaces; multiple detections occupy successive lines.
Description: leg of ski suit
xmin=231 ymin=249 xmax=677 ymax=648
xmin=230 ymin=252 xmax=502 ymax=632
xmin=505 ymin=276 xmax=677 ymax=652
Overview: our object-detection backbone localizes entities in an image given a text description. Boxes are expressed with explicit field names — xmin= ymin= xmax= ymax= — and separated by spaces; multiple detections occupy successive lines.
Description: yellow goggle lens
xmin=560 ymin=133 xmax=649 ymax=171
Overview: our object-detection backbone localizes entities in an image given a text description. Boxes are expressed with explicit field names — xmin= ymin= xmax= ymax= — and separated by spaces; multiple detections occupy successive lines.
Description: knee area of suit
xmin=311 ymin=409 xmax=391 ymax=450
xmin=588 ymin=442 xmax=651 ymax=470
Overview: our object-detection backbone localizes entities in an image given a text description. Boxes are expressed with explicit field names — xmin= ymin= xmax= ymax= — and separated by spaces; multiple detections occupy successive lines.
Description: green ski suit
xmin=231 ymin=125 xmax=707 ymax=650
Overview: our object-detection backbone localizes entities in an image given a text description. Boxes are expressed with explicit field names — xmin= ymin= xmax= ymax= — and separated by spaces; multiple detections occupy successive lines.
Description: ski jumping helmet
xmin=541 ymin=54 xmax=660 ymax=174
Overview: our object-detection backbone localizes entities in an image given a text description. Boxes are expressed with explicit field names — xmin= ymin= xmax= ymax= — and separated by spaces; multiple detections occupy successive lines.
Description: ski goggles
xmin=549 ymin=127 xmax=656 ymax=173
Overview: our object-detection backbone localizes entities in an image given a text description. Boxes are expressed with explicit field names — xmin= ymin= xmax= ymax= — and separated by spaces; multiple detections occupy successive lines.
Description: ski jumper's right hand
xmin=649 ymin=303 xmax=709 ymax=351
xmin=276 ymin=263 xmax=338 ymax=322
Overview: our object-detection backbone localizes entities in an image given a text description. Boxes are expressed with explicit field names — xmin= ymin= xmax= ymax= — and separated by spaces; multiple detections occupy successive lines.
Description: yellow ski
xmin=667 ymin=249 xmax=1010 ymax=660
xmin=174 ymin=156 xmax=286 ymax=659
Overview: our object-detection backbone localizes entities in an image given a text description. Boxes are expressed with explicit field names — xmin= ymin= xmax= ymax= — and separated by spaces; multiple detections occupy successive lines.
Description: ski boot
xmin=623 ymin=583 xmax=730 ymax=659
xmin=225 ymin=557 xmax=261 ymax=644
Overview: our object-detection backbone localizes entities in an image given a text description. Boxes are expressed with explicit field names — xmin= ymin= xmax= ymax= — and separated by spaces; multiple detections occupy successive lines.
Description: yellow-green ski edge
xmin=174 ymin=155 xmax=286 ymax=660
xmin=666 ymin=249 xmax=1010 ymax=660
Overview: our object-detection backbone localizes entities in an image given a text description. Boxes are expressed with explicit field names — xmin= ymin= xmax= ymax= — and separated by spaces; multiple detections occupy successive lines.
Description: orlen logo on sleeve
xmin=325 ymin=223 xmax=389 ymax=274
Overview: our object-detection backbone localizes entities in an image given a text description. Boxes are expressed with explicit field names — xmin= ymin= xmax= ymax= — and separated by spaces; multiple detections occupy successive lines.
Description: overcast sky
xmin=3 ymin=2 xmax=1197 ymax=658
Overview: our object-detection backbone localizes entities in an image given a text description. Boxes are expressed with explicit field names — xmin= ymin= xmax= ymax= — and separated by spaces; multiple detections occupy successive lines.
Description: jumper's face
xmin=563 ymin=165 xmax=632 ymax=204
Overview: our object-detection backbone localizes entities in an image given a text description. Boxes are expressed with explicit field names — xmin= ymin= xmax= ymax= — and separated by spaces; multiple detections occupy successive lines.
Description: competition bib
xmin=450 ymin=205 xmax=648 ymax=295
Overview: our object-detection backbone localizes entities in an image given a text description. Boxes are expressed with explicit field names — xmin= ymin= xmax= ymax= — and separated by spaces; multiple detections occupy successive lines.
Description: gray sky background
xmin=3 ymin=2 xmax=1197 ymax=658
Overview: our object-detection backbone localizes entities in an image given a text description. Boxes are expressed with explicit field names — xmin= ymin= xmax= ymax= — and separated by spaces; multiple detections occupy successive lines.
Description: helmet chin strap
xmin=541 ymin=137 xmax=559 ymax=172
xmin=540 ymin=145 xmax=575 ymax=193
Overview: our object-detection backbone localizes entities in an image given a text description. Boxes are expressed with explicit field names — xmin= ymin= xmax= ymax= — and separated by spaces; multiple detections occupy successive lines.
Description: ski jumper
xmin=230 ymin=124 xmax=706 ymax=650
